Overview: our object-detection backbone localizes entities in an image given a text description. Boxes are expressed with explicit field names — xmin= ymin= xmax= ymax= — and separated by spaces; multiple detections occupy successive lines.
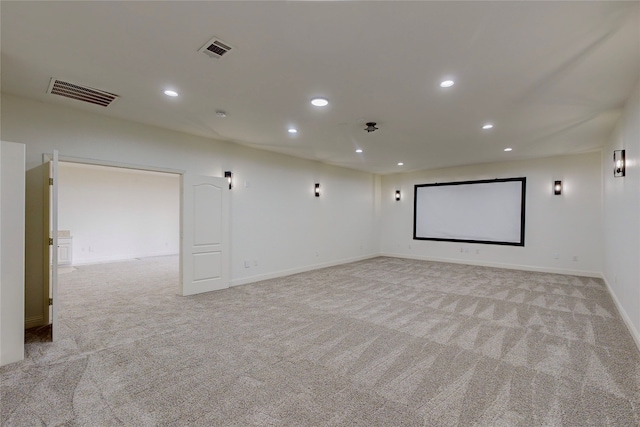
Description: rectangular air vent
xmin=198 ymin=36 xmax=234 ymax=59
xmin=47 ymin=78 xmax=119 ymax=107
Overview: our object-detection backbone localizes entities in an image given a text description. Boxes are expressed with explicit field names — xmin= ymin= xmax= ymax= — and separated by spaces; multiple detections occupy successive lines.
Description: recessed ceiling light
xmin=397 ymin=162 xmax=404 ymax=166
xmin=440 ymin=80 xmax=455 ymax=88
xmin=355 ymin=149 xmax=363 ymax=153
xmin=504 ymin=148 xmax=513 ymax=152
xmin=164 ymin=90 xmax=179 ymax=97
xmin=311 ymin=98 xmax=329 ymax=107
xmin=482 ymin=123 xmax=494 ymax=130
xmin=288 ymin=128 xmax=298 ymax=134
xmin=216 ymin=111 xmax=227 ymax=118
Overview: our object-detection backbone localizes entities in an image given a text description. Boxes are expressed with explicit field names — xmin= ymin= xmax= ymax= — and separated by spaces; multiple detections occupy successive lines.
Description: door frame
xmin=43 ymin=154 xmax=184 ymax=176
xmin=41 ymin=154 xmax=185 ymax=326
xmin=49 ymin=150 xmax=58 ymax=340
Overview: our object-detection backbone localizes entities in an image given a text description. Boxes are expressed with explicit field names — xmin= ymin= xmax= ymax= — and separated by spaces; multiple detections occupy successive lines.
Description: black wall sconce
xmin=614 ymin=150 xmax=625 ymax=177
xmin=315 ymin=183 xmax=320 ymax=197
xmin=553 ymin=180 xmax=562 ymax=195
xmin=224 ymin=171 xmax=233 ymax=189
xmin=395 ymin=190 xmax=401 ymax=201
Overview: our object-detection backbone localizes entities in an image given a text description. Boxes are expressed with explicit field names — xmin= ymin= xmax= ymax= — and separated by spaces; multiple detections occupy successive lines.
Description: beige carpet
xmin=2 ymin=256 xmax=639 ymax=426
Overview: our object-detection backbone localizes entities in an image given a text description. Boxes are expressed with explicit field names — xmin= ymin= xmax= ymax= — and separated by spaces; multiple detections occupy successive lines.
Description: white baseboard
xmin=601 ymin=276 xmax=640 ymax=353
xmin=231 ymin=252 xmax=603 ymax=287
xmin=230 ymin=254 xmax=378 ymax=287
xmin=379 ymin=252 xmax=603 ymax=278
xmin=72 ymin=251 xmax=178 ymax=266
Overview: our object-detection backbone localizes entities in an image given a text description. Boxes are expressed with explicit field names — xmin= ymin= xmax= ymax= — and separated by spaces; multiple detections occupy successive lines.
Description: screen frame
xmin=413 ymin=177 xmax=526 ymax=246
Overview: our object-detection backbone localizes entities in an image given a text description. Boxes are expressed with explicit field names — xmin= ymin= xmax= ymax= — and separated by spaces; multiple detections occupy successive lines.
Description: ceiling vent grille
xmin=198 ymin=37 xmax=234 ymax=59
xmin=47 ymin=78 xmax=119 ymax=107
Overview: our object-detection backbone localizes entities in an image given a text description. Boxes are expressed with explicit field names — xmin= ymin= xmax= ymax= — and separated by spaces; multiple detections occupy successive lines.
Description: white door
xmin=181 ymin=174 xmax=229 ymax=296
xmin=47 ymin=150 xmax=59 ymax=340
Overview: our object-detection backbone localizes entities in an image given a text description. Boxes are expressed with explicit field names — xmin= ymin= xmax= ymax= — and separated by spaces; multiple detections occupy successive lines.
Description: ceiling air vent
xmin=46 ymin=78 xmax=119 ymax=107
xmin=198 ymin=37 xmax=234 ymax=59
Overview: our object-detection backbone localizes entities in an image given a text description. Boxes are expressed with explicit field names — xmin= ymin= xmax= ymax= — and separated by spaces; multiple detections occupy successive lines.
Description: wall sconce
xmin=315 ymin=183 xmax=320 ymax=197
xmin=395 ymin=190 xmax=401 ymax=201
xmin=553 ymin=180 xmax=562 ymax=195
xmin=224 ymin=171 xmax=233 ymax=189
xmin=614 ymin=150 xmax=625 ymax=177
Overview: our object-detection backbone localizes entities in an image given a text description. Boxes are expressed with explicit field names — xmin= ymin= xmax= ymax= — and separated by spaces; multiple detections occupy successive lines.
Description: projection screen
xmin=413 ymin=177 xmax=526 ymax=246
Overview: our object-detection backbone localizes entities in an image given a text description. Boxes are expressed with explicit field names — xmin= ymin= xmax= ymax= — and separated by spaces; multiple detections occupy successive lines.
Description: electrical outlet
xmin=244 ymin=260 xmax=250 ymax=268
xmin=572 ymin=256 xmax=578 ymax=262
xmin=553 ymin=253 xmax=559 ymax=260
xmin=253 ymin=260 xmax=258 ymax=267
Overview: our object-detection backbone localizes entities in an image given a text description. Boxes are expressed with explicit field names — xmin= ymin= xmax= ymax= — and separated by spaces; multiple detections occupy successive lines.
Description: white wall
xmin=229 ymin=155 xmax=378 ymax=286
xmin=603 ymin=79 xmax=640 ymax=346
xmin=1 ymin=93 xmax=378 ymax=326
xmin=380 ymin=152 xmax=603 ymax=276
xmin=58 ymin=163 xmax=180 ymax=265
xmin=1 ymin=141 xmax=25 ymax=366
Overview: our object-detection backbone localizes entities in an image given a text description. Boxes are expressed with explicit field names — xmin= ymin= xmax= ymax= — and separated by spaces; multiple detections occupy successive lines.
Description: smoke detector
xmin=365 ymin=122 xmax=379 ymax=133
xmin=198 ymin=36 xmax=234 ymax=59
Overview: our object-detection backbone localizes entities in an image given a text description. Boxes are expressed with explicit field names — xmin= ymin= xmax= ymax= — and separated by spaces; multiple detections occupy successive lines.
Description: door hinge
xmin=49 ymin=178 xmax=54 ymax=185
xmin=49 ymin=298 xmax=53 ymax=306
xmin=49 ymin=238 xmax=53 ymax=245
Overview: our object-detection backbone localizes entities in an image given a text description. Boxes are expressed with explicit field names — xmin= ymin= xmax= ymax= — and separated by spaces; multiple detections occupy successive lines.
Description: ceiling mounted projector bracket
xmin=365 ymin=122 xmax=379 ymax=132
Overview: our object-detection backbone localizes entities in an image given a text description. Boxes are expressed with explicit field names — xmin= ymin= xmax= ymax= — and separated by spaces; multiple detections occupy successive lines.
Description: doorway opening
xmin=56 ymin=161 xmax=181 ymax=321
xmin=27 ymin=153 xmax=229 ymax=346
xmin=28 ymin=160 xmax=182 ymax=343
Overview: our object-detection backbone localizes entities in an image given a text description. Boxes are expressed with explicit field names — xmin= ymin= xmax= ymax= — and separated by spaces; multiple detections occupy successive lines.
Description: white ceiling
xmin=1 ymin=1 xmax=638 ymax=175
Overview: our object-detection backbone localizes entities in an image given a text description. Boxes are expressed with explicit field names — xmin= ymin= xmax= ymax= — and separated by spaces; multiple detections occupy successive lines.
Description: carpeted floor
xmin=1 ymin=255 xmax=639 ymax=426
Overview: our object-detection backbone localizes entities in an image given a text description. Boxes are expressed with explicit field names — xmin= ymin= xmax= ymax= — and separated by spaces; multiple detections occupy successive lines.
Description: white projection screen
xmin=413 ymin=177 xmax=526 ymax=246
